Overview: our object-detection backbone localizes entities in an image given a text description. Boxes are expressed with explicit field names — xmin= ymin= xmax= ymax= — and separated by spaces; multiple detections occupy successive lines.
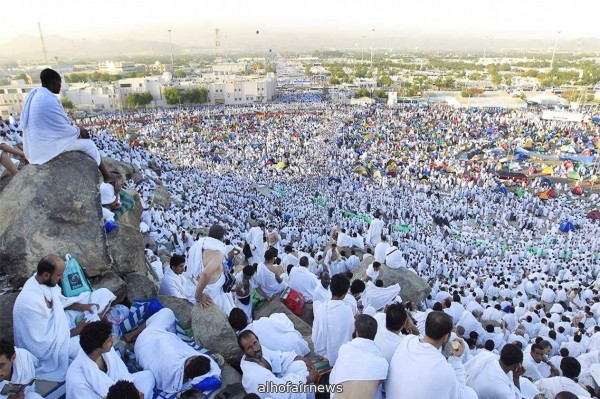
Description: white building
xmin=63 ymin=83 xmax=120 ymax=111
xmin=116 ymin=76 xmax=167 ymax=107
xmin=206 ymin=73 xmax=276 ymax=105
xmin=98 ymin=61 xmax=136 ymax=75
xmin=0 ymin=81 xmax=38 ymax=116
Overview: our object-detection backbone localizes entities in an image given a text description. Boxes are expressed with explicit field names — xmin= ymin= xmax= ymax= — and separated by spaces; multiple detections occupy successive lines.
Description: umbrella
xmin=515 ymin=188 xmax=526 ymax=198
xmin=354 ymin=165 xmax=368 ymax=176
xmin=547 ymin=189 xmax=558 ymax=198
xmin=572 ymin=186 xmax=584 ymax=196
xmin=568 ymin=172 xmax=581 ymax=180
xmin=537 ymin=192 xmax=549 ymax=200
xmin=540 ymin=177 xmax=553 ymax=186
xmin=498 ymin=187 xmax=508 ymax=195
xmin=541 ymin=166 xmax=554 ymax=175
xmin=559 ymin=221 xmax=575 ymax=233
xmin=587 ymin=209 xmax=600 ymax=220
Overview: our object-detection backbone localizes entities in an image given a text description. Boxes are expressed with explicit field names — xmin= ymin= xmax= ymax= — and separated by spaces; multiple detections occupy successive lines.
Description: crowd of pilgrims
xmin=72 ymin=99 xmax=600 ymax=399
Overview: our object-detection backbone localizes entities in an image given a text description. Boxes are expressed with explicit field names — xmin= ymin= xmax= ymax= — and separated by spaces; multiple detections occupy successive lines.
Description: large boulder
xmin=123 ymin=273 xmax=157 ymax=302
xmin=105 ymin=190 xmax=146 ymax=275
xmin=152 ymin=185 xmax=171 ymax=209
xmin=254 ymin=299 xmax=312 ymax=337
xmin=101 ymin=157 xmax=134 ymax=180
xmin=191 ymin=304 xmax=240 ymax=363
xmin=0 ymin=152 xmax=111 ymax=286
xmin=351 ymin=258 xmax=431 ymax=306
xmin=92 ymin=272 xmax=128 ymax=303
xmin=0 ymin=293 xmax=18 ymax=336
xmin=158 ymin=295 xmax=193 ymax=329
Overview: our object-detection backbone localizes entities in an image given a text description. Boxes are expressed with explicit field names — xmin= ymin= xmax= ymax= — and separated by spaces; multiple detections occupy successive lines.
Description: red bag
xmin=280 ymin=286 xmax=305 ymax=317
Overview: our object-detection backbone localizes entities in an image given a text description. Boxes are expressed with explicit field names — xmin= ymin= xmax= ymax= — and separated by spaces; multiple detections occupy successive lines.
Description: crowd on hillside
xmin=3 ymin=69 xmax=600 ymax=399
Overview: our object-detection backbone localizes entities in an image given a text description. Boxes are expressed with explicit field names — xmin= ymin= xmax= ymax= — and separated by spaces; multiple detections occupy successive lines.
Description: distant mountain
xmin=0 ymin=35 xmax=186 ymax=62
xmin=1 ymin=32 xmax=599 ymax=62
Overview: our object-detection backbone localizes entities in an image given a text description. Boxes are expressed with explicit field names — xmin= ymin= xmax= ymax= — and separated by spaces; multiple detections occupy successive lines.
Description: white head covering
xmin=100 ymin=183 xmax=116 ymax=205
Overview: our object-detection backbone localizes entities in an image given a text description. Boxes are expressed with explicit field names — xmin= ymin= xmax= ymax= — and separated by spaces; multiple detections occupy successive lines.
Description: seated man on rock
xmin=228 ymin=308 xmax=309 ymax=357
xmin=127 ymin=308 xmax=221 ymax=394
xmin=238 ymin=330 xmax=317 ymax=399
xmin=65 ymin=320 xmax=155 ymax=399
xmin=21 ymin=68 xmax=110 ymax=180
xmin=13 ymin=254 xmax=115 ymax=382
xmin=0 ymin=338 xmax=43 ymax=399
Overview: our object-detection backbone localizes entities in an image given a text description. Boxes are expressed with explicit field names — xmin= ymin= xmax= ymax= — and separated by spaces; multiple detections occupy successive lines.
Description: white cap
xmin=100 ymin=183 xmax=116 ymax=205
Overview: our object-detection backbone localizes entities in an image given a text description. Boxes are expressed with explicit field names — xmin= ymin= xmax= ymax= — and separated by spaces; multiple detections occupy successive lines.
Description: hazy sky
xmin=2 ymin=0 xmax=598 ymax=45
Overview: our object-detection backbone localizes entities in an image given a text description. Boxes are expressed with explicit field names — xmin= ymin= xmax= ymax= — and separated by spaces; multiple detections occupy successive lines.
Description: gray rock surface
xmin=124 ymin=272 xmax=158 ymax=302
xmin=351 ymin=258 xmax=431 ymax=305
xmin=0 ymin=152 xmax=111 ymax=286
xmin=152 ymin=185 xmax=171 ymax=209
xmin=92 ymin=272 xmax=128 ymax=304
xmin=158 ymin=295 xmax=194 ymax=329
xmin=254 ymin=299 xmax=312 ymax=337
xmin=105 ymin=190 xmax=146 ymax=275
xmin=0 ymin=293 xmax=18 ymax=336
xmin=191 ymin=304 xmax=240 ymax=363
xmin=208 ymin=364 xmax=245 ymax=399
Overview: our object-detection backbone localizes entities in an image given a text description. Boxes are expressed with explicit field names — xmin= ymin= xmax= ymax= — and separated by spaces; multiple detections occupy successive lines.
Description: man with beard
xmin=238 ymin=330 xmax=316 ymax=399
xmin=13 ymin=255 xmax=115 ymax=381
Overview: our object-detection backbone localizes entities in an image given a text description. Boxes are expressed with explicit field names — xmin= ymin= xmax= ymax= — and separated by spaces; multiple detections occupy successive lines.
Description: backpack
xmin=61 ymin=254 xmax=93 ymax=297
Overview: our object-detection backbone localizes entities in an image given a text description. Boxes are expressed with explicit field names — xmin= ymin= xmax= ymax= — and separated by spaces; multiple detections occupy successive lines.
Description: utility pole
xmin=38 ymin=21 xmax=48 ymax=64
xmin=168 ymin=29 xmax=174 ymax=74
xmin=550 ymin=30 xmax=561 ymax=70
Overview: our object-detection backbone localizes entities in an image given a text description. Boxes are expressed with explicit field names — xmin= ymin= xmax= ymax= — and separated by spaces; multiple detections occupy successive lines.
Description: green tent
xmin=568 ymin=171 xmax=581 ymax=180
xmin=392 ymin=224 xmax=412 ymax=233
xmin=515 ymin=188 xmax=526 ymax=198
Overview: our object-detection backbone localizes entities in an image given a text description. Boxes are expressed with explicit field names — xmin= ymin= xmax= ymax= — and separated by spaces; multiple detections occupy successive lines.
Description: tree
xmin=61 ymin=98 xmax=74 ymax=109
xmin=182 ymin=87 xmax=208 ymax=104
xmin=354 ymin=88 xmax=371 ymax=98
xmin=330 ymin=76 xmax=341 ymax=85
xmin=377 ymin=75 xmax=393 ymax=87
xmin=125 ymin=92 xmax=153 ymax=108
xmin=173 ymin=70 xmax=188 ymax=78
xmin=164 ymin=86 xmax=182 ymax=105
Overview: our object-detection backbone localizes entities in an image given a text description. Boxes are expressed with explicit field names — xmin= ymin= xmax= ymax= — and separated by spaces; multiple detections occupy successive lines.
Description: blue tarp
xmin=558 ymin=154 xmax=596 ymax=166
xmin=559 ymin=221 xmax=575 ymax=233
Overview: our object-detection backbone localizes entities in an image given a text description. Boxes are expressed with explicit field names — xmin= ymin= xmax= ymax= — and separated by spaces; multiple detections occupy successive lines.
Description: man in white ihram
xmin=0 ymin=338 xmax=43 ymax=399
xmin=329 ymin=315 xmax=389 ymax=399
xmin=312 ymin=274 xmax=354 ymax=366
xmin=188 ymin=224 xmax=235 ymax=314
xmin=246 ymin=221 xmax=266 ymax=265
xmin=238 ymin=330 xmax=316 ymax=399
xmin=385 ymin=311 xmax=478 ymax=399
xmin=20 ymin=68 xmax=110 ymax=180
xmin=228 ymin=308 xmax=310 ymax=357
xmin=65 ymin=320 xmax=155 ymax=399
xmin=365 ymin=213 xmax=384 ymax=248
xmin=13 ymin=255 xmax=115 ymax=382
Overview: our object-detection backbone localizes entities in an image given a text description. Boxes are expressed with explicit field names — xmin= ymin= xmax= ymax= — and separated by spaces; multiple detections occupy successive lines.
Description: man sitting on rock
xmin=238 ymin=330 xmax=317 ymax=399
xmin=20 ymin=68 xmax=110 ymax=180
xmin=65 ymin=320 xmax=155 ymax=399
xmin=128 ymin=308 xmax=221 ymax=394
xmin=0 ymin=338 xmax=43 ymax=399
xmin=13 ymin=254 xmax=115 ymax=382
xmin=228 ymin=308 xmax=310 ymax=357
